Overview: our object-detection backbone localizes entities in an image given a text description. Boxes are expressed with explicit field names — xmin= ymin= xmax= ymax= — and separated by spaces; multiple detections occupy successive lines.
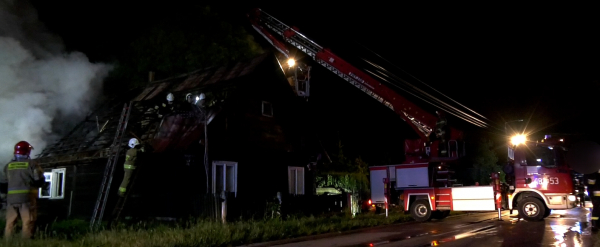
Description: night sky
xmin=27 ymin=1 xmax=600 ymax=163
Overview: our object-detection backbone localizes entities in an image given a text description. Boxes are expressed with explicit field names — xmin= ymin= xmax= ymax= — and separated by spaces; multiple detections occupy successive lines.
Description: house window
xmin=262 ymin=101 xmax=273 ymax=117
xmin=39 ymin=168 xmax=66 ymax=199
xmin=288 ymin=166 xmax=304 ymax=195
xmin=213 ymin=161 xmax=237 ymax=197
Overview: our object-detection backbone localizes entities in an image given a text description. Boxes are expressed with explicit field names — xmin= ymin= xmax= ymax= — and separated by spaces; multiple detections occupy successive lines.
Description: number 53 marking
xmin=537 ymin=177 xmax=559 ymax=184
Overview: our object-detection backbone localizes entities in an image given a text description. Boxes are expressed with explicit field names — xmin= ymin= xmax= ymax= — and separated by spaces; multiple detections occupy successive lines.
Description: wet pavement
xmin=244 ymin=207 xmax=600 ymax=247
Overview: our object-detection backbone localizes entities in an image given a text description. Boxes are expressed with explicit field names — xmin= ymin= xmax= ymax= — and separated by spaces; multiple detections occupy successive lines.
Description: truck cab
xmin=506 ymin=134 xmax=577 ymax=221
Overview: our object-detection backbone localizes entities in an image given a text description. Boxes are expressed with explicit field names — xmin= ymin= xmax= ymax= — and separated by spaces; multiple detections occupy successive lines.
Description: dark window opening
xmin=262 ymin=101 xmax=273 ymax=117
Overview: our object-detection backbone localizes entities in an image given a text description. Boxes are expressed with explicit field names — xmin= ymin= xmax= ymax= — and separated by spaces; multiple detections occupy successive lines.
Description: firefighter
xmin=145 ymin=93 xmax=175 ymax=119
xmin=434 ymin=111 xmax=449 ymax=157
xmin=0 ymin=141 xmax=45 ymax=239
xmin=584 ymin=170 xmax=600 ymax=231
xmin=118 ymin=138 xmax=144 ymax=197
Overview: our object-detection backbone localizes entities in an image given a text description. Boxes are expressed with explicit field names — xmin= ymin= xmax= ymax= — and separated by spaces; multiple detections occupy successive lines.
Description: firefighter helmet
xmin=14 ymin=141 xmax=33 ymax=156
xmin=185 ymin=93 xmax=193 ymax=103
xmin=128 ymin=138 xmax=140 ymax=148
xmin=166 ymin=93 xmax=174 ymax=102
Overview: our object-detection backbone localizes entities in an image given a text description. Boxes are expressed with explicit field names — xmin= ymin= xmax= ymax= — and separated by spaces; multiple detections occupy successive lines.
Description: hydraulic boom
xmin=249 ymin=8 xmax=462 ymax=161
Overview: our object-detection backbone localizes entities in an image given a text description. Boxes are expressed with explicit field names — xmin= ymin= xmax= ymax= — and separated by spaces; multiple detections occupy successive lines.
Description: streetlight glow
xmin=511 ymin=134 xmax=527 ymax=146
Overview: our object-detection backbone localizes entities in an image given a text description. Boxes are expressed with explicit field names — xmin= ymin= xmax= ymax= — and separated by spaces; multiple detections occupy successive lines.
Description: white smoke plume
xmin=0 ymin=0 xmax=112 ymax=164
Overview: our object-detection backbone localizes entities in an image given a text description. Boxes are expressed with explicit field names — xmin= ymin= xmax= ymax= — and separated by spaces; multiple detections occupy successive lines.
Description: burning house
xmin=33 ymin=52 xmax=315 ymax=224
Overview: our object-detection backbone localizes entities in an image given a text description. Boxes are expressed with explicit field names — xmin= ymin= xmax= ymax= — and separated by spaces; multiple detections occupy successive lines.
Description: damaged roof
xmin=35 ymin=53 xmax=272 ymax=166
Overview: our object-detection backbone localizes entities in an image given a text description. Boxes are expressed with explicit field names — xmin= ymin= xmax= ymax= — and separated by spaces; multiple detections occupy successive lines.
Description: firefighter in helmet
xmin=145 ymin=92 xmax=175 ymax=119
xmin=0 ymin=141 xmax=46 ymax=239
xmin=584 ymin=170 xmax=600 ymax=231
xmin=118 ymin=138 xmax=144 ymax=197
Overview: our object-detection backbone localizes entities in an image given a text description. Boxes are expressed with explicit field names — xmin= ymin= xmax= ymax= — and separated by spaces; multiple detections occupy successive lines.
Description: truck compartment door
xmin=396 ymin=164 xmax=429 ymax=188
xmin=451 ymin=186 xmax=495 ymax=211
xmin=370 ymin=168 xmax=388 ymax=203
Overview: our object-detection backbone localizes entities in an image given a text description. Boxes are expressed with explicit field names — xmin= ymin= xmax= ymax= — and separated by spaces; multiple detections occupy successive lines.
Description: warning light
xmin=431 ymin=240 xmax=439 ymax=246
xmin=431 ymin=196 xmax=435 ymax=200
xmin=368 ymin=199 xmax=372 ymax=205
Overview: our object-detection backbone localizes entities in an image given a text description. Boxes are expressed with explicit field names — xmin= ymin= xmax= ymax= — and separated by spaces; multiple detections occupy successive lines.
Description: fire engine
xmin=505 ymin=134 xmax=577 ymax=219
xmin=247 ymin=8 xmax=577 ymax=222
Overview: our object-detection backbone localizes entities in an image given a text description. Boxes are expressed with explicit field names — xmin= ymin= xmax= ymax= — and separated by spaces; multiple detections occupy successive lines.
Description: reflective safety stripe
xmin=589 ymin=179 xmax=596 ymax=185
xmin=126 ymin=155 xmax=133 ymax=161
xmin=593 ymin=191 xmax=600 ymax=197
xmin=593 ymin=217 xmax=599 ymax=220
xmin=119 ymin=187 xmax=126 ymax=193
xmin=7 ymin=162 xmax=28 ymax=170
xmin=8 ymin=189 xmax=37 ymax=194
xmin=124 ymin=165 xmax=136 ymax=170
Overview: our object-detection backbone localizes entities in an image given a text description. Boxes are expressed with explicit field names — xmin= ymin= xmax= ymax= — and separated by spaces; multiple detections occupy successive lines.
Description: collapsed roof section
xmin=35 ymin=53 xmax=271 ymax=166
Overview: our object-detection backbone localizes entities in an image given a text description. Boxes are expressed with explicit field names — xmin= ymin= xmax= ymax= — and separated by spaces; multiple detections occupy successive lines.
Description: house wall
xmin=37 ymin=159 xmax=111 ymax=221
xmin=35 ymin=54 xmax=310 ymax=222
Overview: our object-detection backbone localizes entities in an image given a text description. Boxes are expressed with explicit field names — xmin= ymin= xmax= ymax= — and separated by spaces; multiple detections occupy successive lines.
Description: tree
xmin=104 ymin=4 xmax=263 ymax=92
xmin=469 ymin=138 xmax=502 ymax=184
xmin=315 ymin=141 xmax=369 ymax=194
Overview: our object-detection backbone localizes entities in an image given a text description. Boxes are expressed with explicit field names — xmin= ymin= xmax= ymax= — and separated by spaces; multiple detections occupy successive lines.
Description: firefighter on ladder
xmin=118 ymin=138 xmax=144 ymax=197
xmin=0 ymin=141 xmax=46 ymax=239
xmin=584 ymin=170 xmax=600 ymax=231
xmin=434 ymin=111 xmax=449 ymax=157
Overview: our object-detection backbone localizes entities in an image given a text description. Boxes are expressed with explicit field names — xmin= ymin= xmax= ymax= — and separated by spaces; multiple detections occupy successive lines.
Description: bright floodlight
xmin=511 ymin=134 xmax=526 ymax=146
xmin=287 ymin=58 xmax=295 ymax=67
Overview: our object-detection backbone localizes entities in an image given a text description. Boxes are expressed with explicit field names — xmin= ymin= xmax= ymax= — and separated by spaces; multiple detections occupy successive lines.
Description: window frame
xmin=212 ymin=161 xmax=238 ymax=197
xmin=288 ymin=166 xmax=305 ymax=195
xmin=39 ymin=168 xmax=66 ymax=199
xmin=262 ymin=101 xmax=273 ymax=117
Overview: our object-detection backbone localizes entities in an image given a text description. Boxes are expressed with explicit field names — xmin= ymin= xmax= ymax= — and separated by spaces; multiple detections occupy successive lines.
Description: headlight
xmin=568 ymin=195 xmax=577 ymax=201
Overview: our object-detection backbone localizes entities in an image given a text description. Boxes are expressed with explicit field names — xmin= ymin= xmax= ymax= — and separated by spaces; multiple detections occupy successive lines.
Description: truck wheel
xmin=543 ymin=208 xmax=551 ymax=218
xmin=432 ymin=210 xmax=450 ymax=220
xmin=410 ymin=200 xmax=432 ymax=222
xmin=518 ymin=197 xmax=546 ymax=221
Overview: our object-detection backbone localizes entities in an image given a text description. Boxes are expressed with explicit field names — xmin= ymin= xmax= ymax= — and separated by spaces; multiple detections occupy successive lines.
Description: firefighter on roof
xmin=0 ymin=141 xmax=46 ymax=239
xmin=584 ymin=170 xmax=600 ymax=231
xmin=145 ymin=92 xmax=175 ymax=119
xmin=118 ymin=138 xmax=144 ymax=197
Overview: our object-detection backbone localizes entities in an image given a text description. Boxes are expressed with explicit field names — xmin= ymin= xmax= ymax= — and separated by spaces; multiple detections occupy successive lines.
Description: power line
xmin=362 ymin=58 xmax=489 ymax=128
xmin=366 ymin=69 xmax=488 ymax=128
xmin=355 ymin=41 xmax=490 ymax=122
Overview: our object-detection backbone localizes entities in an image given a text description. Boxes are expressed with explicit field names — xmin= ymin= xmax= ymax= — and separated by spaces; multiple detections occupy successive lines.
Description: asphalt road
xmin=242 ymin=207 xmax=599 ymax=247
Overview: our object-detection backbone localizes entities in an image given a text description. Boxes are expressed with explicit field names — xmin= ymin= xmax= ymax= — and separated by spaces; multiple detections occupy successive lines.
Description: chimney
xmin=149 ymin=71 xmax=155 ymax=82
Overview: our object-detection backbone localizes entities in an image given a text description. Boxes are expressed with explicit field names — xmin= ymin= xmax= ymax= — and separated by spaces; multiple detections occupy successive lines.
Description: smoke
xmin=0 ymin=0 xmax=112 ymax=163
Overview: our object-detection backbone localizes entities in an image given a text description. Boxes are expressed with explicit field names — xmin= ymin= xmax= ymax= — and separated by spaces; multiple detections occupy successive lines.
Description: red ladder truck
xmin=248 ymin=8 xmax=576 ymax=222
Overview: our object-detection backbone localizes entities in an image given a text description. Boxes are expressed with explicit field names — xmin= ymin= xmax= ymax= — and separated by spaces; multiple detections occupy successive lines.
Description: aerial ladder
xmin=248 ymin=8 xmax=464 ymax=164
xmin=250 ymin=9 xmax=577 ymax=223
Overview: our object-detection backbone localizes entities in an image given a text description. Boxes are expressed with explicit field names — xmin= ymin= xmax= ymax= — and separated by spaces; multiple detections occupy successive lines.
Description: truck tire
xmin=410 ymin=200 xmax=432 ymax=222
xmin=432 ymin=210 xmax=450 ymax=220
xmin=518 ymin=197 xmax=546 ymax=221
xmin=543 ymin=208 xmax=551 ymax=218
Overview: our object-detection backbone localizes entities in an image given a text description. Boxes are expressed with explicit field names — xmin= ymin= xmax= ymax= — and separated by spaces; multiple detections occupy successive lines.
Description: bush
xmin=0 ymin=212 xmax=415 ymax=247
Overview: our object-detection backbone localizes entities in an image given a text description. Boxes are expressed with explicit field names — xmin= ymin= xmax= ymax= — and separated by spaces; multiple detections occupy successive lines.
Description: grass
xmin=0 ymin=211 xmax=418 ymax=247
